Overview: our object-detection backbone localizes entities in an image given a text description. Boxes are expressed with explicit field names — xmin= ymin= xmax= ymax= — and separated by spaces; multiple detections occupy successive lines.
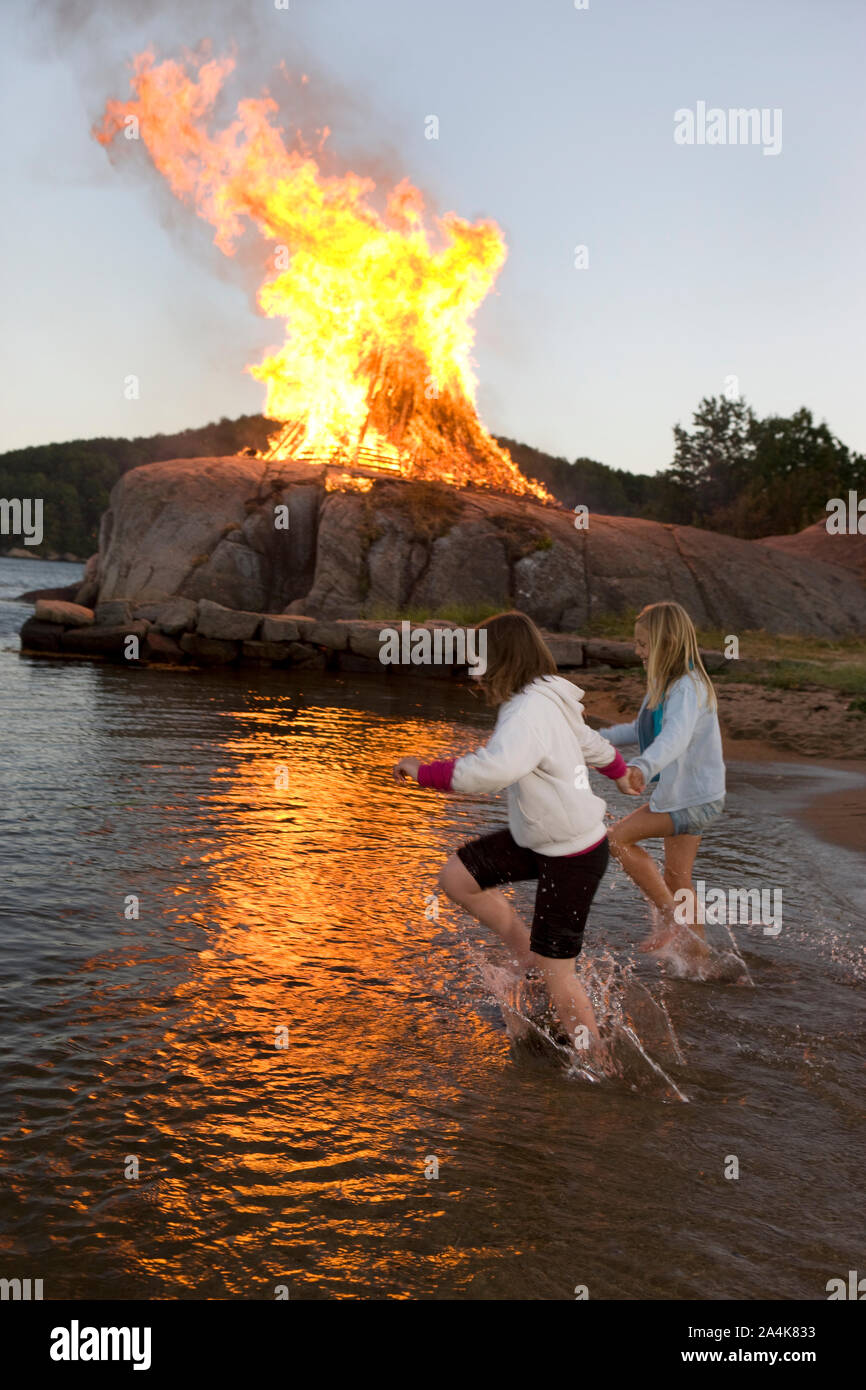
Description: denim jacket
xmin=600 ymin=672 xmax=725 ymax=813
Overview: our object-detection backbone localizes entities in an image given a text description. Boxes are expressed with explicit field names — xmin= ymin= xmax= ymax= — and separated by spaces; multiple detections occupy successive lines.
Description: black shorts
xmin=456 ymin=828 xmax=610 ymax=960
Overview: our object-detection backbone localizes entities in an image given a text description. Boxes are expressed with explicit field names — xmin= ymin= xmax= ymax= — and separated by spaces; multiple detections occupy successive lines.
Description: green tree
xmin=665 ymin=394 xmax=757 ymax=524
xmin=738 ymin=408 xmax=866 ymax=536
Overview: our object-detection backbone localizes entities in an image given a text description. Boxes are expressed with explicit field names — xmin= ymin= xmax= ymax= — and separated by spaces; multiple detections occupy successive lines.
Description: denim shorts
xmin=668 ymin=796 xmax=725 ymax=837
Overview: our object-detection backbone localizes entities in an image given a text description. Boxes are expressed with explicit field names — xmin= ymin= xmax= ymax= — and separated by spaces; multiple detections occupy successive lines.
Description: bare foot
xmin=639 ymin=924 xmax=678 ymax=953
xmin=674 ymin=924 xmax=712 ymax=962
xmin=574 ymin=1023 xmax=613 ymax=1073
xmin=581 ymin=1029 xmax=616 ymax=1080
xmin=641 ymin=921 xmax=710 ymax=958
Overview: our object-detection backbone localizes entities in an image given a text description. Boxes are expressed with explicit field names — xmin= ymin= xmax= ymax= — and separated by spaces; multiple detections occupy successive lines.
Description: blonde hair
xmin=474 ymin=610 xmax=557 ymax=707
xmin=635 ymin=601 xmax=717 ymax=711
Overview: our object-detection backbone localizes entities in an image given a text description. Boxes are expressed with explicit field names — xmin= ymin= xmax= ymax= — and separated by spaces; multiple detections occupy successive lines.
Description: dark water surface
xmin=1 ymin=559 xmax=864 ymax=1300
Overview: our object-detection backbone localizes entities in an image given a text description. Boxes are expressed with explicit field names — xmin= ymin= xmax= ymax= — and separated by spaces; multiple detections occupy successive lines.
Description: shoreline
xmin=723 ymin=740 xmax=866 ymax=855
xmin=8 ymin=628 xmax=866 ymax=856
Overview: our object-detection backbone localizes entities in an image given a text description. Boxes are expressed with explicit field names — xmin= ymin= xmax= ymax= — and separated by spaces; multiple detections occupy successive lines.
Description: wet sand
xmin=723 ymin=740 xmax=866 ymax=852
xmin=788 ymin=776 xmax=866 ymax=852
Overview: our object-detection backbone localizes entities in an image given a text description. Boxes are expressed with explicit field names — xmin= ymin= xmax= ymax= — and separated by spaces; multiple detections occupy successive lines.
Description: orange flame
xmin=95 ymin=49 xmax=548 ymax=498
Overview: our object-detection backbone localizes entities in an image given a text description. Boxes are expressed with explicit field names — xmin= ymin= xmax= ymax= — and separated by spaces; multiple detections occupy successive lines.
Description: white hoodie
xmin=451 ymin=675 xmax=621 ymax=855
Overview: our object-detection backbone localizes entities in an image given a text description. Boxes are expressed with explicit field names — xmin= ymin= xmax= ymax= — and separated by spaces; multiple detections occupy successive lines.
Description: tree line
xmin=0 ymin=416 xmax=273 ymax=558
xmin=1 ymin=397 xmax=862 ymax=558
xmin=505 ymin=395 xmax=865 ymax=538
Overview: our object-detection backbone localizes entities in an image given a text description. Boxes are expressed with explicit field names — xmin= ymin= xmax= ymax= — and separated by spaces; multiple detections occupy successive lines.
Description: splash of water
xmin=643 ymin=907 xmax=754 ymax=986
xmin=476 ymin=951 xmax=690 ymax=1103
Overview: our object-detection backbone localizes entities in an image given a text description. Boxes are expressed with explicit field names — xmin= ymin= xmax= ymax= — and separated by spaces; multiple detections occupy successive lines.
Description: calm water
xmin=1 ymin=558 xmax=864 ymax=1300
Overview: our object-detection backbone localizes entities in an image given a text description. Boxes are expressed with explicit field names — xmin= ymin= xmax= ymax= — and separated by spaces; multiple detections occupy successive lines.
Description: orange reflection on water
xmin=127 ymin=697 xmax=495 ymax=1294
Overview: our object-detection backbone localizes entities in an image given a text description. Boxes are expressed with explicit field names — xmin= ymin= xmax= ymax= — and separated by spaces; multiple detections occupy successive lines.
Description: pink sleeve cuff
xmin=597 ymin=750 xmax=628 ymax=781
xmin=417 ymin=758 xmax=456 ymax=791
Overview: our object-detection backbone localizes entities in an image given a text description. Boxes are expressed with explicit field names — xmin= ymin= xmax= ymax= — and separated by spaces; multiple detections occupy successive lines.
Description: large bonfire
xmin=95 ymin=48 xmax=548 ymax=498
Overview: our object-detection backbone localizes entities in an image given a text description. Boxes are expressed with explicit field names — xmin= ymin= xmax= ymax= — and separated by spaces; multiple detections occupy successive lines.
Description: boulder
xmin=260 ymin=615 xmax=300 ymax=643
xmin=347 ymin=619 xmax=390 ymax=660
xmin=761 ymin=519 xmax=866 ymax=582
xmin=184 ymin=532 xmax=271 ymax=612
xmin=514 ymin=538 xmax=587 ymax=630
xmin=543 ymin=633 xmax=585 ymax=667
xmin=95 ymin=457 xmax=323 ymax=612
xmin=309 ymin=619 xmax=353 ymax=651
xmin=97 ymin=456 xmax=266 ymax=603
xmin=20 ymin=618 xmax=64 ymax=651
xmin=134 ymin=596 xmax=199 ymax=635
xmin=34 ymin=599 xmax=94 ymax=627
xmin=365 ymin=512 xmax=428 ymax=613
xmin=285 ymin=641 xmax=327 ymax=669
xmin=583 ymin=639 xmax=641 ymax=668
xmin=85 ymin=455 xmax=866 ymax=639
xmin=372 ymin=621 xmax=471 ymax=677
xmin=673 ymin=523 xmax=855 ymax=635
xmin=582 ymin=517 xmax=698 ymax=622
xmin=143 ymin=629 xmax=185 ymax=663
xmin=721 ymin=657 xmax=764 ymax=676
xmin=16 ymin=582 xmax=80 ymax=603
xmin=237 ymin=482 xmax=321 ymax=607
xmin=95 ymin=600 xmax=134 ymax=627
xmin=179 ymin=633 xmax=239 ymax=665
xmin=241 ymin=640 xmax=291 ymax=663
xmin=61 ymin=620 xmax=149 ymax=657
xmin=196 ymin=599 xmax=261 ymax=641
xmin=75 ymin=553 xmax=101 ymax=607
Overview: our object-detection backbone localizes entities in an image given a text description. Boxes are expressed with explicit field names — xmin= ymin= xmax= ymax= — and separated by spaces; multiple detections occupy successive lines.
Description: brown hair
xmin=634 ymin=601 xmax=717 ymax=711
xmin=474 ymin=610 xmax=557 ymax=706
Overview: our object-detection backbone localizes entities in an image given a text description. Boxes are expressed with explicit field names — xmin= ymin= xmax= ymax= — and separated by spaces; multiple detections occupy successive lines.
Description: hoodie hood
xmin=523 ymin=674 xmax=587 ymax=728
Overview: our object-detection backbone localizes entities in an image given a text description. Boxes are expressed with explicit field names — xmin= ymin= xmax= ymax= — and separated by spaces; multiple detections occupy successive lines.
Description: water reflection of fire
xmin=95 ymin=49 xmax=549 ymax=499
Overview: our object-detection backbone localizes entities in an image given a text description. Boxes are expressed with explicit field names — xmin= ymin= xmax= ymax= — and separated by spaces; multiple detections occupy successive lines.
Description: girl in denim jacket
xmin=602 ymin=601 xmax=725 ymax=955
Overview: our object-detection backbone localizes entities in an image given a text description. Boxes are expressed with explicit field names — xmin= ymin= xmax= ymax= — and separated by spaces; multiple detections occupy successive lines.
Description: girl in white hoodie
xmin=393 ymin=611 xmax=636 ymax=1056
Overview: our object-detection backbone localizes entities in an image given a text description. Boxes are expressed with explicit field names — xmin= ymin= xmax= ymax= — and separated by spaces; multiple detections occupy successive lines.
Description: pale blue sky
xmin=1 ymin=0 xmax=863 ymax=474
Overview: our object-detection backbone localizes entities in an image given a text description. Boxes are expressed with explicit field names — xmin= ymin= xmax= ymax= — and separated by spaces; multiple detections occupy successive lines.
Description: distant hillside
xmin=0 ymin=415 xmax=273 ymax=559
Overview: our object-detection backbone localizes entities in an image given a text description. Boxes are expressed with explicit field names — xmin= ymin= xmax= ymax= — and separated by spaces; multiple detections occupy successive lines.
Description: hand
xmin=625 ymin=765 xmax=645 ymax=794
xmin=393 ymin=756 xmax=421 ymax=784
xmin=615 ymin=774 xmax=640 ymax=797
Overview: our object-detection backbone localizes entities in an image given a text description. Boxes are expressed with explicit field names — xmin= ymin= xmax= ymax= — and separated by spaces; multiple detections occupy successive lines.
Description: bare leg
xmin=440 ymin=856 xmax=605 ymax=1059
xmin=610 ymin=808 xmax=711 ymax=954
xmin=438 ymin=855 xmax=532 ymax=969
xmin=530 ymin=953 xmax=605 ymax=1057
xmin=663 ymin=834 xmax=706 ymax=946
xmin=608 ymin=805 xmax=677 ymax=921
